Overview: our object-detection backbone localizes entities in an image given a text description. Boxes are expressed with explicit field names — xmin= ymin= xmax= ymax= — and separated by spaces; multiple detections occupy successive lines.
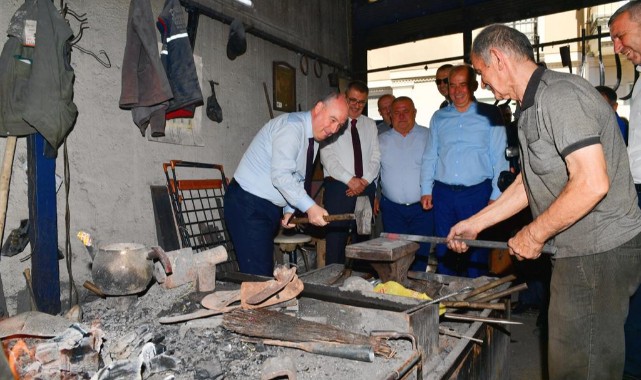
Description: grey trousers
xmin=548 ymin=232 xmax=641 ymax=379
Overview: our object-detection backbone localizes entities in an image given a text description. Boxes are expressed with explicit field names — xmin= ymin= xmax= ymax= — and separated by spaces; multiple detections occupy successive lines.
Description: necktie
xmin=351 ymin=119 xmax=363 ymax=178
xmin=304 ymin=137 xmax=315 ymax=196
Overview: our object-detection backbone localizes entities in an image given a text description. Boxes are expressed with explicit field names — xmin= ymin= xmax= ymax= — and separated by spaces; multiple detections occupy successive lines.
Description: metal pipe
xmin=260 ymin=339 xmax=375 ymax=362
xmin=180 ymin=0 xmax=347 ymax=72
xmin=367 ymin=32 xmax=611 ymax=74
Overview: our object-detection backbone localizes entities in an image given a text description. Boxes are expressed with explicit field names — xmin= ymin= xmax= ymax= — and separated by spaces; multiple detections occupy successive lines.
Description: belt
xmin=382 ymin=195 xmax=420 ymax=207
xmin=324 ymin=176 xmax=336 ymax=182
xmin=635 ymin=183 xmax=641 ymax=193
xmin=434 ymin=179 xmax=490 ymax=191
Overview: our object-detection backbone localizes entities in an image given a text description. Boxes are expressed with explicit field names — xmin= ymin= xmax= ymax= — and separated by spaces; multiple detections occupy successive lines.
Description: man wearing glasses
xmin=321 ymin=80 xmax=381 ymax=265
xmin=421 ymin=64 xmax=508 ymax=278
xmin=436 ymin=64 xmax=453 ymax=109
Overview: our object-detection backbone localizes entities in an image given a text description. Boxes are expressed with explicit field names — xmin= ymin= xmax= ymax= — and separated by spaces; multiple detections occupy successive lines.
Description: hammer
xmin=289 ymin=195 xmax=372 ymax=235
xmin=289 ymin=213 xmax=355 ymax=224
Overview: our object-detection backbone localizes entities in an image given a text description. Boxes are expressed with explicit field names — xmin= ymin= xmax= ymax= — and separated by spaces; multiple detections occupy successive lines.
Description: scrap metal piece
xmin=245 ymin=266 xmax=295 ymax=305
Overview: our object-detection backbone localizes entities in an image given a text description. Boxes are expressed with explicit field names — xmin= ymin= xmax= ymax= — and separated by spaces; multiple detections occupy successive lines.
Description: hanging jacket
xmin=0 ymin=0 xmax=78 ymax=152
xmin=157 ymin=0 xmax=203 ymax=120
xmin=120 ymin=0 xmax=173 ymax=137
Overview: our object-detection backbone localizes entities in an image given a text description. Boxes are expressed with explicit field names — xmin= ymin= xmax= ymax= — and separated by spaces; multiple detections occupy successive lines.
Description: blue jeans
xmin=223 ymin=180 xmax=281 ymax=276
xmin=625 ymin=186 xmax=641 ymax=379
xmin=380 ymin=196 xmax=434 ymax=271
xmin=548 ymin=232 xmax=641 ymax=379
xmin=433 ymin=179 xmax=492 ymax=278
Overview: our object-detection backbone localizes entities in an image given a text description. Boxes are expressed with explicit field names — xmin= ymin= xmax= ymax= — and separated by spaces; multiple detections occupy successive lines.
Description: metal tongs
xmin=405 ymin=286 xmax=474 ymax=314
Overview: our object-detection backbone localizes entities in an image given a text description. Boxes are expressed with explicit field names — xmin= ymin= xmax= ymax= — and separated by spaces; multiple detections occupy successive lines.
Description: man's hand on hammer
xmin=306 ymin=204 xmax=329 ymax=226
xmin=281 ymin=213 xmax=295 ymax=229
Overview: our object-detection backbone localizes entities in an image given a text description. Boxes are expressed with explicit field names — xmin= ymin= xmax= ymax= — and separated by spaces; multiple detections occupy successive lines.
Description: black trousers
xmin=322 ymin=179 xmax=375 ymax=265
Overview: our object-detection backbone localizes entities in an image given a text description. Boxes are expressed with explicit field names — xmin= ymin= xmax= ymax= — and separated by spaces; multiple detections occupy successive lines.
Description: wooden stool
xmin=274 ymin=233 xmax=312 ymax=272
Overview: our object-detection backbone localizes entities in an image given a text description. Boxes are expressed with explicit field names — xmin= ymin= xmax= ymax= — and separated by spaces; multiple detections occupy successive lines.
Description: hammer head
xmin=354 ymin=196 xmax=372 ymax=235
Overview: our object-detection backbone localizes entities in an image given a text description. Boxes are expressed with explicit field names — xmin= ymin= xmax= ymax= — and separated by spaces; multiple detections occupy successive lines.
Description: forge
xmin=0 ymin=254 xmax=513 ymax=379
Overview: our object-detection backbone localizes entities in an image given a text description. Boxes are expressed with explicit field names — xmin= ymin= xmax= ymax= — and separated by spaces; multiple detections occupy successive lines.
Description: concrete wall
xmin=0 ymin=0 xmax=349 ymax=313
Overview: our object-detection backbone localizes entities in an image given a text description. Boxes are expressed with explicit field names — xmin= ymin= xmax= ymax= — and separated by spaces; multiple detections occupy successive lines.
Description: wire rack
xmin=163 ymin=160 xmax=238 ymax=272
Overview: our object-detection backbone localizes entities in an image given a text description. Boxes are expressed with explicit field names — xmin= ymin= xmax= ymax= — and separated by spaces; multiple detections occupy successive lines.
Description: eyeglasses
xmin=435 ymin=78 xmax=449 ymax=86
xmin=348 ymin=97 xmax=367 ymax=106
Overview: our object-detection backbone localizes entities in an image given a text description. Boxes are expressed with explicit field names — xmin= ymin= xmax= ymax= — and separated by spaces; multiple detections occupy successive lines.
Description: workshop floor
xmin=509 ymin=309 xmax=548 ymax=380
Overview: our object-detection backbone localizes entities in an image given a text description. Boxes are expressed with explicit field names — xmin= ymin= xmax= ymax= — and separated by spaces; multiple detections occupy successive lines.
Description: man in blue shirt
xmin=595 ymin=85 xmax=629 ymax=146
xmin=420 ymin=64 xmax=508 ymax=277
xmin=378 ymin=96 xmax=434 ymax=271
xmin=224 ymin=93 xmax=348 ymax=275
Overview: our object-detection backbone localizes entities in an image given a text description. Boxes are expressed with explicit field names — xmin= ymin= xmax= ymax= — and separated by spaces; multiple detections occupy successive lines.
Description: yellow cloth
xmin=373 ymin=281 xmax=446 ymax=315
xmin=374 ymin=280 xmax=429 ymax=299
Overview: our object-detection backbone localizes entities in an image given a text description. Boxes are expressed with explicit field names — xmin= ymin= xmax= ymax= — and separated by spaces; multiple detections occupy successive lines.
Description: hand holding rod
xmin=289 ymin=213 xmax=355 ymax=224
xmin=380 ymin=232 xmax=557 ymax=255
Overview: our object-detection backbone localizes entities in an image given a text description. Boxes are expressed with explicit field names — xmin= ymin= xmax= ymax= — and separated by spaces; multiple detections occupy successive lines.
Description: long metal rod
xmin=180 ymin=0 xmax=347 ymax=72
xmin=366 ymin=32 xmax=610 ymax=74
xmin=443 ymin=313 xmax=522 ymax=325
xmin=463 ymin=274 xmax=516 ymax=300
xmin=380 ymin=232 xmax=557 ymax=255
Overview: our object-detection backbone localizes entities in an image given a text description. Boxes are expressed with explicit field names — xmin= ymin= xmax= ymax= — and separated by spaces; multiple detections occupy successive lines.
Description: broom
xmin=223 ymin=308 xmax=394 ymax=358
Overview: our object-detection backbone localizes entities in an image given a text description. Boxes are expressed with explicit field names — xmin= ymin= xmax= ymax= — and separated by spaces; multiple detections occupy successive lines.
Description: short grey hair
xmin=609 ymin=1 xmax=641 ymax=26
xmin=391 ymin=96 xmax=415 ymax=109
xmin=471 ymin=24 xmax=535 ymax=65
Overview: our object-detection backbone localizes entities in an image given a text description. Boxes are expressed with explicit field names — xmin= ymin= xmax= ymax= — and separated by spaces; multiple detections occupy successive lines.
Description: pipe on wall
xmin=180 ymin=0 xmax=348 ymax=74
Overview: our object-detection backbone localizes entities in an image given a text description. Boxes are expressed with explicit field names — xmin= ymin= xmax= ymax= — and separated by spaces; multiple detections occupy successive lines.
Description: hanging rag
xmin=354 ymin=196 xmax=372 ymax=235
xmin=119 ymin=0 xmax=173 ymax=137
xmin=0 ymin=0 xmax=78 ymax=155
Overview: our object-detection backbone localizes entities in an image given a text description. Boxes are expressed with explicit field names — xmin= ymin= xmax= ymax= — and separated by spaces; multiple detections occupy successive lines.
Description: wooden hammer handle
xmin=289 ymin=213 xmax=355 ymax=224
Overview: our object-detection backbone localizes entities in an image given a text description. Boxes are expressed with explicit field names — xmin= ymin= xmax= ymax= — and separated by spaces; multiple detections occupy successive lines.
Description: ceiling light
xmin=234 ymin=0 xmax=253 ymax=7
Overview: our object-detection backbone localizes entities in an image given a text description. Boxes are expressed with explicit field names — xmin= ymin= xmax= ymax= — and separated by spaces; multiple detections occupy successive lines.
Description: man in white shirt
xmin=321 ymin=80 xmax=381 ymax=264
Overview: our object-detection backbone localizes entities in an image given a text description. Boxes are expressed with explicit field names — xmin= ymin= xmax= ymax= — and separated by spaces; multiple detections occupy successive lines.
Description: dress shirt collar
xmin=520 ymin=65 xmax=546 ymax=113
xmin=391 ymin=123 xmax=419 ymax=137
xmin=302 ymin=111 xmax=314 ymax=140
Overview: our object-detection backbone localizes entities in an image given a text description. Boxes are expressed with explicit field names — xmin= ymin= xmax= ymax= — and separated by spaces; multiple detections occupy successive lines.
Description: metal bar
xmin=380 ymin=232 xmax=557 ymax=255
xmin=473 ymin=283 xmax=529 ymax=303
xmin=28 ymin=133 xmax=61 ymax=314
xmin=443 ymin=313 xmax=522 ymax=325
xmin=180 ymin=0 xmax=346 ymax=72
xmin=463 ymin=274 xmax=516 ymax=300
xmin=441 ymin=301 xmax=506 ymax=311
xmin=366 ymin=32 xmax=611 ymax=74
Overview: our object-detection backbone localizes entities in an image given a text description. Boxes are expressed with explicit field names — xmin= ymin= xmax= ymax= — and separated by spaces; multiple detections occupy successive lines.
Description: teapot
xmin=87 ymin=243 xmax=172 ymax=296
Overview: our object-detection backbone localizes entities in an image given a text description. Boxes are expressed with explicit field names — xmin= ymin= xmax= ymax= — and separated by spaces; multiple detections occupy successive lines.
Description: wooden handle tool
xmin=289 ymin=213 xmax=355 ymax=224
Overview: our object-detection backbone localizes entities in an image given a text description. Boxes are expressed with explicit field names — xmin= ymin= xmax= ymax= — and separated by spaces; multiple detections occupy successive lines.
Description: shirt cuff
xmin=295 ymin=196 xmax=315 ymax=214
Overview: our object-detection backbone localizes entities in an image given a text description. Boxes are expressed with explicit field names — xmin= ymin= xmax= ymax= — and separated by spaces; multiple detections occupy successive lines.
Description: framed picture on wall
xmin=273 ymin=61 xmax=296 ymax=112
